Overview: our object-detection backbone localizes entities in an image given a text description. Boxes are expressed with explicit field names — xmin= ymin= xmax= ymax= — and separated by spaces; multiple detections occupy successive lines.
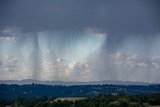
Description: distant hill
xmin=0 ymin=84 xmax=160 ymax=100
xmin=0 ymin=79 xmax=151 ymax=86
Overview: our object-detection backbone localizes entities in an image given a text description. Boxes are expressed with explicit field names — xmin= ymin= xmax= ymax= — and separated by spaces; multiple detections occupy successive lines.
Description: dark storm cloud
xmin=1 ymin=0 xmax=160 ymax=82
xmin=0 ymin=32 xmax=14 ymax=37
xmin=0 ymin=0 xmax=160 ymax=34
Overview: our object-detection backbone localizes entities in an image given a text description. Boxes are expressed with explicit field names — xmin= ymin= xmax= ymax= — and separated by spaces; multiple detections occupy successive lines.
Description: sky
xmin=0 ymin=0 xmax=160 ymax=83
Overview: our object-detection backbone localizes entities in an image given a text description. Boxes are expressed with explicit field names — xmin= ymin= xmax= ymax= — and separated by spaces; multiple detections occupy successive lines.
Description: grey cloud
xmin=0 ymin=32 xmax=14 ymax=37
xmin=0 ymin=0 xmax=159 ymax=35
xmin=0 ymin=0 xmax=160 ymax=83
xmin=1 ymin=0 xmax=160 ymax=54
xmin=0 ymin=60 xmax=3 ymax=66
xmin=91 ymin=52 xmax=160 ymax=83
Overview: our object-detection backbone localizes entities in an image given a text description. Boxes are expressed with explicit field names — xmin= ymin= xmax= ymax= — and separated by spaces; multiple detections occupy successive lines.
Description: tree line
xmin=0 ymin=93 xmax=160 ymax=107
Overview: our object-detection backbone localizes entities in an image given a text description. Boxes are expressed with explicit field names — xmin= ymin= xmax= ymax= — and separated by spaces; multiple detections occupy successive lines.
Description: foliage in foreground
xmin=0 ymin=93 xmax=160 ymax=107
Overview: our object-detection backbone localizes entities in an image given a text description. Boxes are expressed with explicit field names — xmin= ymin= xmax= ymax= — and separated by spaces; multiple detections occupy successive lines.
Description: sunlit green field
xmin=54 ymin=97 xmax=87 ymax=102
xmin=149 ymin=105 xmax=160 ymax=107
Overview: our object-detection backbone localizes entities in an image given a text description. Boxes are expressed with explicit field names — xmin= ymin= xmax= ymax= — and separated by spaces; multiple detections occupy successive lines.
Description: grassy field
xmin=149 ymin=105 xmax=160 ymax=107
xmin=54 ymin=97 xmax=87 ymax=102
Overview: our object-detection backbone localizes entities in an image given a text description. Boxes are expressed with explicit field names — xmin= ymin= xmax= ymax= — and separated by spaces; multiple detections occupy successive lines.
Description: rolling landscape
xmin=1 ymin=80 xmax=160 ymax=100
xmin=0 ymin=81 xmax=160 ymax=107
